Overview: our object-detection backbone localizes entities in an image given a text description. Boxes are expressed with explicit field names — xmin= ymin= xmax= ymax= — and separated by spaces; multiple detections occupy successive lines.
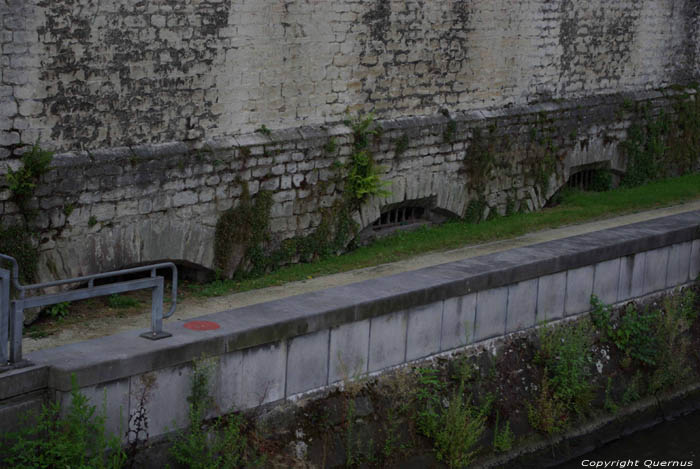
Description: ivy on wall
xmin=0 ymin=144 xmax=54 ymax=282
xmin=621 ymin=89 xmax=700 ymax=187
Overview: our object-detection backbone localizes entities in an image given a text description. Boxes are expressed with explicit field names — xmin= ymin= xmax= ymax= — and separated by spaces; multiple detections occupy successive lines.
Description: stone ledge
xmin=25 ymin=210 xmax=699 ymax=392
xmin=39 ymin=90 xmax=692 ymax=171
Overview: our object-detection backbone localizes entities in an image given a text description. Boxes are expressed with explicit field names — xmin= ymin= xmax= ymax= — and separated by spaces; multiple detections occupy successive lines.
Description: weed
xmin=46 ymin=301 xmax=70 ymax=320
xmin=443 ymin=119 xmax=457 ymax=143
xmin=0 ymin=225 xmax=39 ymax=283
xmin=63 ymin=203 xmax=75 ymax=217
xmin=493 ymin=412 xmax=515 ymax=453
xmin=591 ymin=296 xmax=659 ymax=366
xmin=324 ymin=136 xmax=338 ymax=154
xmin=535 ymin=319 xmax=594 ymax=420
xmin=433 ymin=386 xmax=490 ymax=468
xmin=168 ymin=358 xmax=260 ymax=469
xmin=0 ymin=375 xmax=126 ymax=468
xmin=415 ymin=368 xmax=445 ymax=438
xmin=6 ymin=143 xmax=53 ymax=217
xmin=528 ymin=373 xmax=568 ymax=435
xmin=255 ymin=125 xmax=271 ymax=137
xmin=344 ymin=113 xmax=391 ymax=205
xmin=604 ymin=377 xmax=619 ymax=414
xmin=107 ymin=294 xmax=141 ymax=309
xmin=88 ymin=215 xmax=98 ymax=227
xmin=394 ymin=134 xmax=410 ymax=156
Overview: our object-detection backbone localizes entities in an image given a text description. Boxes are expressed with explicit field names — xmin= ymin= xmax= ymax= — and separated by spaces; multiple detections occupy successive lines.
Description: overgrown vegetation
xmin=168 ymin=359 xmax=261 ymax=469
xmin=213 ymin=113 xmax=392 ymax=281
xmin=0 ymin=143 xmax=54 ymax=283
xmin=344 ymin=113 xmax=390 ymax=206
xmin=196 ymin=172 xmax=700 ymax=297
xmin=621 ymin=89 xmax=700 ymax=187
xmin=0 ymin=376 xmax=126 ymax=469
xmin=6 ymin=143 xmax=54 ymax=219
xmin=4 ymin=286 xmax=699 ymax=467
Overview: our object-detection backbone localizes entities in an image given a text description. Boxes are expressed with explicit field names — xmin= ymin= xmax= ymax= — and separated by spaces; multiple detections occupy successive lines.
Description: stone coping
xmin=20 ymin=210 xmax=699 ymax=393
xmin=44 ymin=88 xmax=695 ymax=169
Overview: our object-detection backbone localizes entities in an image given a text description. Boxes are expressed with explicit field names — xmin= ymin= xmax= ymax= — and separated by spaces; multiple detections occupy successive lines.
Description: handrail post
xmin=140 ymin=276 xmax=172 ymax=340
xmin=8 ymin=301 xmax=23 ymax=364
xmin=0 ymin=269 xmax=9 ymax=364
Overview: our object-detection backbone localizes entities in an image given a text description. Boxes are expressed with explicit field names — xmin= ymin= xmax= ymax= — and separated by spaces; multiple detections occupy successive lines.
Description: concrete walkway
xmin=23 ymin=200 xmax=700 ymax=353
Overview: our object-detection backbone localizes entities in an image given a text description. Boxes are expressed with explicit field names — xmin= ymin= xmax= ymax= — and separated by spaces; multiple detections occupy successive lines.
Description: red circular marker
xmin=183 ymin=320 xmax=220 ymax=331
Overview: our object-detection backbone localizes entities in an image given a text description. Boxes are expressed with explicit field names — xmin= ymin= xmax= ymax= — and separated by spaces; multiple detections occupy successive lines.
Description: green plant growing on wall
xmin=6 ymin=143 xmax=53 ymax=219
xmin=169 ymin=359 xmax=259 ymax=469
xmin=0 ymin=375 xmax=126 ymax=468
xmin=0 ymin=143 xmax=54 ymax=282
xmin=443 ymin=119 xmax=457 ymax=143
xmin=394 ymin=134 xmax=409 ymax=156
xmin=255 ymin=125 xmax=271 ymax=137
xmin=343 ymin=113 xmax=390 ymax=206
xmin=214 ymin=184 xmax=273 ymax=279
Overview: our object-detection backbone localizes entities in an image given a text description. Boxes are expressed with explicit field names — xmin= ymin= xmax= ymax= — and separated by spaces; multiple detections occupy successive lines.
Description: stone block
xmin=286 ymin=330 xmax=329 ymax=395
xmin=565 ymin=266 xmax=594 ymax=316
xmin=441 ymin=294 xmax=476 ymax=351
xmin=666 ymin=242 xmax=691 ymax=288
xmin=474 ymin=287 xmax=508 ymax=342
xmin=536 ymin=271 xmax=566 ymax=323
xmin=130 ymin=365 xmax=192 ymax=438
xmin=691 ymin=240 xmax=700 ymax=281
xmin=406 ymin=302 xmax=443 ymax=361
xmin=643 ymin=247 xmax=669 ymax=294
xmin=217 ymin=341 xmax=286 ymax=412
xmin=618 ymin=252 xmax=646 ymax=301
xmin=593 ymin=258 xmax=621 ymax=305
xmin=329 ymin=320 xmax=370 ymax=384
xmin=506 ymin=279 xmax=537 ymax=333
xmin=368 ymin=311 xmax=407 ymax=373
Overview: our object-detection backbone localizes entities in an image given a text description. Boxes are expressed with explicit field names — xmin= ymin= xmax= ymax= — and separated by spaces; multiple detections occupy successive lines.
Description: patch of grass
xmin=107 ymin=294 xmax=141 ymax=309
xmin=46 ymin=301 xmax=70 ymax=320
xmin=188 ymin=173 xmax=700 ymax=298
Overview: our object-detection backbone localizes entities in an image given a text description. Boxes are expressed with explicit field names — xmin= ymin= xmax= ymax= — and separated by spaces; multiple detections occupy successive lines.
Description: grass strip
xmin=193 ymin=173 xmax=700 ymax=297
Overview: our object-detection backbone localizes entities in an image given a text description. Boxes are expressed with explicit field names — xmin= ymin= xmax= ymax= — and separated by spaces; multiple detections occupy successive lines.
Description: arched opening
xmin=546 ymin=162 xmax=622 ymax=207
xmin=357 ymin=197 xmax=455 ymax=245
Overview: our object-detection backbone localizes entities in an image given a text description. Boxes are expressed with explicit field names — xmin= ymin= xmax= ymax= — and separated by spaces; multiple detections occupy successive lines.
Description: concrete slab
xmin=57 ymin=378 xmax=129 ymax=440
xmin=216 ymin=341 xmax=286 ymax=412
xmin=130 ymin=364 xmax=192 ymax=439
xmin=507 ymin=279 xmax=538 ymax=333
xmin=475 ymin=287 xmax=508 ymax=341
xmin=667 ymin=241 xmax=692 ymax=287
xmin=406 ymin=302 xmax=443 ymax=361
xmin=286 ymin=330 xmax=329 ymax=395
xmin=593 ymin=258 xmax=621 ymax=305
xmin=644 ymin=247 xmax=669 ymax=294
xmin=368 ymin=311 xmax=407 ymax=372
xmin=565 ymin=266 xmax=594 ymax=316
xmin=329 ymin=320 xmax=370 ymax=384
xmin=536 ymin=272 xmax=566 ymax=323
xmin=692 ymin=239 xmax=700 ymax=280
xmin=618 ymin=252 xmax=646 ymax=301
xmin=441 ymin=294 xmax=476 ymax=351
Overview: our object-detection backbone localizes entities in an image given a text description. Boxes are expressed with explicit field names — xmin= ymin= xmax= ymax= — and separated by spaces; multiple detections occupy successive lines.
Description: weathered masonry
xmin=1 ymin=211 xmax=698 ymax=439
xmin=1 ymin=1 xmax=700 ymax=281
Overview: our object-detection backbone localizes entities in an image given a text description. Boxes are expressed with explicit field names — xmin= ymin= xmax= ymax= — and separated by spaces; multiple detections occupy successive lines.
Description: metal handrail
xmin=0 ymin=255 xmax=178 ymax=369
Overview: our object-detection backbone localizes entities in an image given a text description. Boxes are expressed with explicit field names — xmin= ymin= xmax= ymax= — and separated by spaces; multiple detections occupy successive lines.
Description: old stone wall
xmin=1 ymin=0 xmax=699 ymax=160
xmin=1 ymin=0 xmax=700 ymax=280
xmin=0 ymin=90 xmax=690 ymax=281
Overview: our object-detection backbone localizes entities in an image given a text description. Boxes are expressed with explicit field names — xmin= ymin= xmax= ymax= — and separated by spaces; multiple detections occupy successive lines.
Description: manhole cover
xmin=183 ymin=320 xmax=220 ymax=331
